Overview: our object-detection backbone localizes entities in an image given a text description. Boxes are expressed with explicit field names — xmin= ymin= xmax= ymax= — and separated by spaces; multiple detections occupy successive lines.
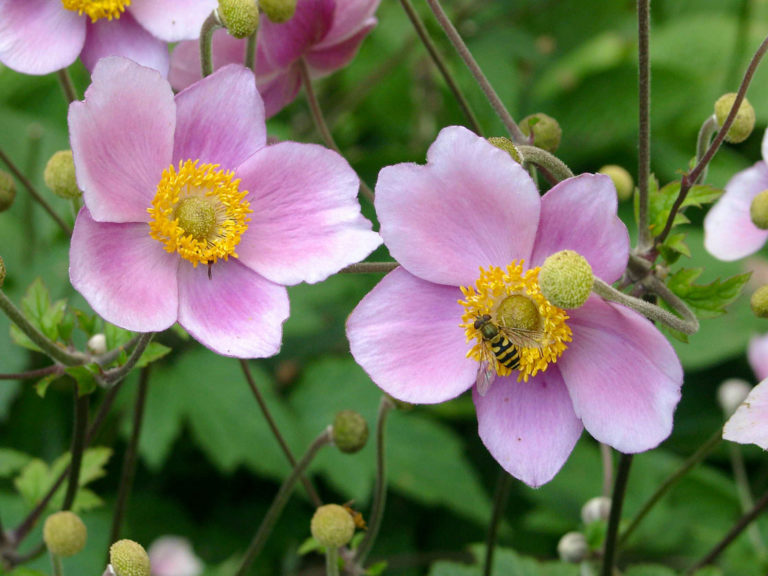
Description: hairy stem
xmin=600 ymin=454 xmax=633 ymax=576
xmin=96 ymin=333 xmax=154 ymax=389
xmin=637 ymin=0 xmax=652 ymax=250
xmin=517 ymin=145 xmax=574 ymax=182
xmin=200 ymin=11 xmax=222 ymax=77
xmin=341 ymin=262 xmax=398 ymax=274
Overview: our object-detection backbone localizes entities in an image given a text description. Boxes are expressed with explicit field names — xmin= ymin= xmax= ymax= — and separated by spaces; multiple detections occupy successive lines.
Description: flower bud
xmin=715 ymin=93 xmax=755 ymax=144
xmin=717 ymin=378 xmax=751 ymax=418
xmin=148 ymin=536 xmax=203 ymax=576
xmin=43 ymin=511 xmax=87 ymax=558
xmin=538 ymin=250 xmax=594 ymax=309
xmin=259 ymin=0 xmax=297 ymax=23
xmin=332 ymin=410 xmax=369 ymax=454
xmin=110 ymin=539 xmax=150 ymax=576
xmin=487 ymin=137 xmax=522 ymax=163
xmin=87 ymin=333 xmax=108 ymax=355
xmin=599 ymin=165 xmax=633 ymax=202
xmin=751 ymin=284 xmax=768 ymax=319
xmin=0 ymin=169 xmax=16 ymax=212
xmin=520 ymin=113 xmax=562 ymax=153
xmin=44 ymin=150 xmax=80 ymax=199
xmin=751 ymin=190 xmax=768 ymax=230
xmin=557 ymin=531 xmax=588 ymax=563
xmin=218 ymin=0 xmax=259 ymax=39
xmin=311 ymin=504 xmax=355 ymax=548
xmin=581 ymin=496 xmax=611 ymax=525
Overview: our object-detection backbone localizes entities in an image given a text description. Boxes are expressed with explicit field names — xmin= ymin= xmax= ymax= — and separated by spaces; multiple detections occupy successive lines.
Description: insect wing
xmin=475 ymin=343 xmax=497 ymax=396
xmin=498 ymin=325 xmax=544 ymax=350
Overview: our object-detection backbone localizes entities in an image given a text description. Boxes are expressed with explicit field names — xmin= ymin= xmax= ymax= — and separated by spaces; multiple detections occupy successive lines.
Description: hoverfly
xmin=474 ymin=314 xmax=544 ymax=396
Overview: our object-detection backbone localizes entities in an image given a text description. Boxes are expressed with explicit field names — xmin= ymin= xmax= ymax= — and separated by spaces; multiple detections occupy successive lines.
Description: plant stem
xmin=619 ymin=428 xmax=722 ymax=546
xmin=245 ymin=33 xmax=257 ymax=70
xmin=200 ymin=11 xmax=221 ymax=77
xmin=56 ymin=69 xmax=78 ymax=104
xmin=298 ymin=59 xmax=375 ymax=204
xmin=234 ymin=428 xmax=333 ymax=576
xmin=483 ymin=472 xmax=512 ymax=576
xmin=655 ymin=30 xmax=768 ymax=247
xmin=693 ymin=116 xmax=718 ymax=185
xmin=601 ymin=444 xmax=614 ymax=498
xmin=600 ymin=454 xmax=633 ymax=576
xmin=0 ymin=365 xmax=63 ymax=381
xmin=637 ymin=0 xmax=652 ymax=251
xmin=51 ymin=553 xmax=63 ymax=576
xmin=239 ymin=359 xmax=322 ymax=507
xmin=61 ymin=389 xmax=89 ymax=511
xmin=728 ymin=443 xmax=766 ymax=556
xmin=0 ymin=146 xmax=72 ymax=235
xmin=399 ymin=0 xmax=482 ymax=135
xmin=96 ymin=333 xmax=154 ymax=389
xmin=424 ymin=0 xmax=526 ymax=143
xmin=109 ymin=368 xmax=150 ymax=543
xmin=685 ymin=487 xmax=768 ymax=574
xmin=354 ymin=396 xmax=395 ymax=566
xmin=517 ymin=145 xmax=574 ymax=182
xmin=340 ymin=262 xmax=398 ymax=274
xmin=325 ymin=547 xmax=340 ymax=576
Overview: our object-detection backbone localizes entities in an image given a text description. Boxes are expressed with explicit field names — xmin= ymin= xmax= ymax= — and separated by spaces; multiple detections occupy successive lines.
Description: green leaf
xmin=585 ymin=520 xmax=607 ymax=550
xmin=648 ymin=181 xmax=722 ymax=238
xmin=623 ymin=565 xmax=676 ymax=576
xmin=666 ymin=267 xmax=750 ymax=319
xmin=64 ymin=365 xmax=100 ymax=396
xmin=429 ymin=546 xmax=579 ymax=576
xmin=366 ymin=562 xmax=388 ymax=576
xmin=134 ymin=342 xmax=172 ymax=369
xmin=657 ymin=232 xmax=690 ymax=265
xmin=9 ymin=278 xmax=72 ymax=352
xmin=34 ymin=372 xmax=60 ymax=398
xmin=0 ymin=448 xmax=32 ymax=477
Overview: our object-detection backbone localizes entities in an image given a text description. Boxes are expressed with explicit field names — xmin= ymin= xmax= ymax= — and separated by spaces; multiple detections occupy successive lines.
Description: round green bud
xmin=520 ymin=113 xmax=562 ymax=153
xmin=218 ymin=0 xmax=259 ymax=39
xmin=751 ymin=190 xmax=768 ymax=230
xmin=487 ymin=137 xmax=522 ymax=163
xmin=44 ymin=150 xmax=80 ymax=199
xmin=110 ymin=539 xmax=150 ymax=576
xmin=538 ymin=250 xmax=594 ymax=309
xmin=599 ymin=164 xmax=634 ymax=202
xmin=557 ymin=531 xmax=588 ymax=563
xmin=0 ymin=256 xmax=5 ymax=288
xmin=715 ymin=93 xmax=755 ymax=144
xmin=580 ymin=496 xmax=611 ymax=525
xmin=43 ymin=511 xmax=87 ymax=558
xmin=751 ymin=284 xmax=768 ymax=319
xmin=332 ymin=410 xmax=369 ymax=454
xmin=0 ymin=169 xmax=16 ymax=212
xmin=310 ymin=504 xmax=355 ymax=548
xmin=260 ymin=0 xmax=297 ymax=23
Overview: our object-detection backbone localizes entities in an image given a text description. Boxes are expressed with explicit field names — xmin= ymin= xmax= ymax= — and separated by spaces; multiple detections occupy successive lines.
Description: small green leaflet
xmin=666 ymin=268 xmax=750 ymax=319
xmin=647 ymin=180 xmax=722 ymax=237
xmin=9 ymin=278 xmax=72 ymax=352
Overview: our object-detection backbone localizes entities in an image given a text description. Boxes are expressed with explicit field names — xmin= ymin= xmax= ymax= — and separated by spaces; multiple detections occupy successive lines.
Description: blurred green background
xmin=3 ymin=0 xmax=768 ymax=574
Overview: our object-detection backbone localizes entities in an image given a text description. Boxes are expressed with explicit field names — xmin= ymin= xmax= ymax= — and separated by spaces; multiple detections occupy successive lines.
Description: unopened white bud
xmin=557 ymin=531 xmax=588 ymax=563
xmin=88 ymin=333 xmax=108 ymax=355
xmin=581 ymin=496 xmax=611 ymax=524
xmin=717 ymin=379 xmax=751 ymax=418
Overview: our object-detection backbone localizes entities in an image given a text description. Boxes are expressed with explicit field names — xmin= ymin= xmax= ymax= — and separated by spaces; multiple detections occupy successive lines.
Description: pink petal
xmin=259 ymin=0 xmax=335 ymax=69
xmin=559 ymin=296 xmax=682 ymax=453
xmin=172 ymin=65 xmax=266 ymax=168
xmin=0 ymin=0 xmax=84 ymax=75
xmin=168 ymin=30 xmax=247 ymax=92
xmin=530 ymin=174 xmax=629 ymax=283
xmin=235 ymin=142 xmax=381 ymax=285
xmin=128 ymin=0 xmax=218 ymax=42
xmin=305 ymin=20 xmax=376 ymax=76
xmin=81 ymin=13 xmax=170 ymax=75
xmin=749 ymin=333 xmax=768 ymax=381
xmin=316 ymin=0 xmax=379 ymax=48
xmin=347 ymin=268 xmax=477 ymax=403
xmin=177 ymin=260 xmax=289 ymax=358
xmin=376 ymin=126 xmax=540 ymax=287
xmin=70 ymin=209 xmax=179 ymax=332
xmin=257 ymin=65 xmax=303 ymax=118
xmin=704 ymin=162 xmax=768 ymax=261
xmin=473 ymin=370 xmax=583 ymax=487
xmin=68 ymin=57 xmax=175 ymax=223
xmin=723 ymin=378 xmax=768 ymax=449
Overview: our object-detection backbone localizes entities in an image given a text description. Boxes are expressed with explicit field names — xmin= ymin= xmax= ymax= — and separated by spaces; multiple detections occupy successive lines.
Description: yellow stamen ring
xmin=459 ymin=261 xmax=572 ymax=382
xmin=148 ymin=160 xmax=252 ymax=267
xmin=61 ymin=0 xmax=131 ymax=21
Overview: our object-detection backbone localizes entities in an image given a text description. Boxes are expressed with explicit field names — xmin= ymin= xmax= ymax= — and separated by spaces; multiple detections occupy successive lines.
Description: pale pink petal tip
xmin=749 ymin=332 xmax=768 ymax=382
xmin=723 ymin=378 xmax=768 ymax=449
xmin=148 ymin=536 xmax=203 ymax=576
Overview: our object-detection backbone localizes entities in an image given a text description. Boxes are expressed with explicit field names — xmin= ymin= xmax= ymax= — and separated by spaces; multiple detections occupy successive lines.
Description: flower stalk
xmin=200 ymin=11 xmax=222 ymax=77
xmin=637 ymin=0 xmax=651 ymax=251
xmin=600 ymin=454 xmax=633 ymax=576
xmin=517 ymin=145 xmax=574 ymax=183
xmin=483 ymin=472 xmax=512 ymax=576
xmin=62 ymin=389 xmax=89 ymax=511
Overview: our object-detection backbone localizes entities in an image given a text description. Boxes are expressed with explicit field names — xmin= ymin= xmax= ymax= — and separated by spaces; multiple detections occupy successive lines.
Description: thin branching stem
xmin=97 ymin=333 xmax=154 ymax=389
xmin=655 ymin=30 xmax=768 ymax=246
xmin=424 ymin=0 xmax=526 ymax=142
xmin=56 ymin=69 xmax=78 ymax=104
xmin=619 ymin=428 xmax=722 ymax=546
xmin=239 ymin=359 xmax=322 ymax=507
xmin=109 ymin=368 xmax=150 ymax=543
xmin=0 ymin=147 xmax=72 ymax=235
xmin=62 ymin=389 xmax=89 ymax=511
xmin=600 ymin=454 xmax=633 ymax=576
xmin=234 ymin=428 xmax=333 ymax=576
xmin=517 ymin=145 xmax=574 ymax=182
xmin=200 ymin=11 xmax=221 ymax=77
xmin=0 ymin=365 xmax=63 ymax=381
xmin=399 ymin=0 xmax=482 ymax=135
xmin=637 ymin=0 xmax=652 ymax=250
xmin=340 ymin=262 xmax=398 ymax=274
xmin=245 ymin=33 xmax=257 ymax=70
xmin=483 ymin=472 xmax=512 ymax=576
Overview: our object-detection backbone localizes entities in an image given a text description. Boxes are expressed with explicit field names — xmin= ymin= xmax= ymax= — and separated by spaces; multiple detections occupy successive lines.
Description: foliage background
xmin=3 ymin=0 xmax=768 ymax=574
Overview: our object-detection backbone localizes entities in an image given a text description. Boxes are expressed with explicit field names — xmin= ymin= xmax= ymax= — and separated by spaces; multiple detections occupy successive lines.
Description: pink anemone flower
xmin=169 ymin=0 xmax=379 ymax=118
xmin=704 ymin=129 xmax=768 ymax=261
xmin=346 ymin=126 xmax=683 ymax=487
xmin=723 ymin=333 xmax=768 ymax=448
xmin=0 ymin=0 xmax=218 ymax=76
xmin=69 ymin=57 xmax=381 ymax=358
